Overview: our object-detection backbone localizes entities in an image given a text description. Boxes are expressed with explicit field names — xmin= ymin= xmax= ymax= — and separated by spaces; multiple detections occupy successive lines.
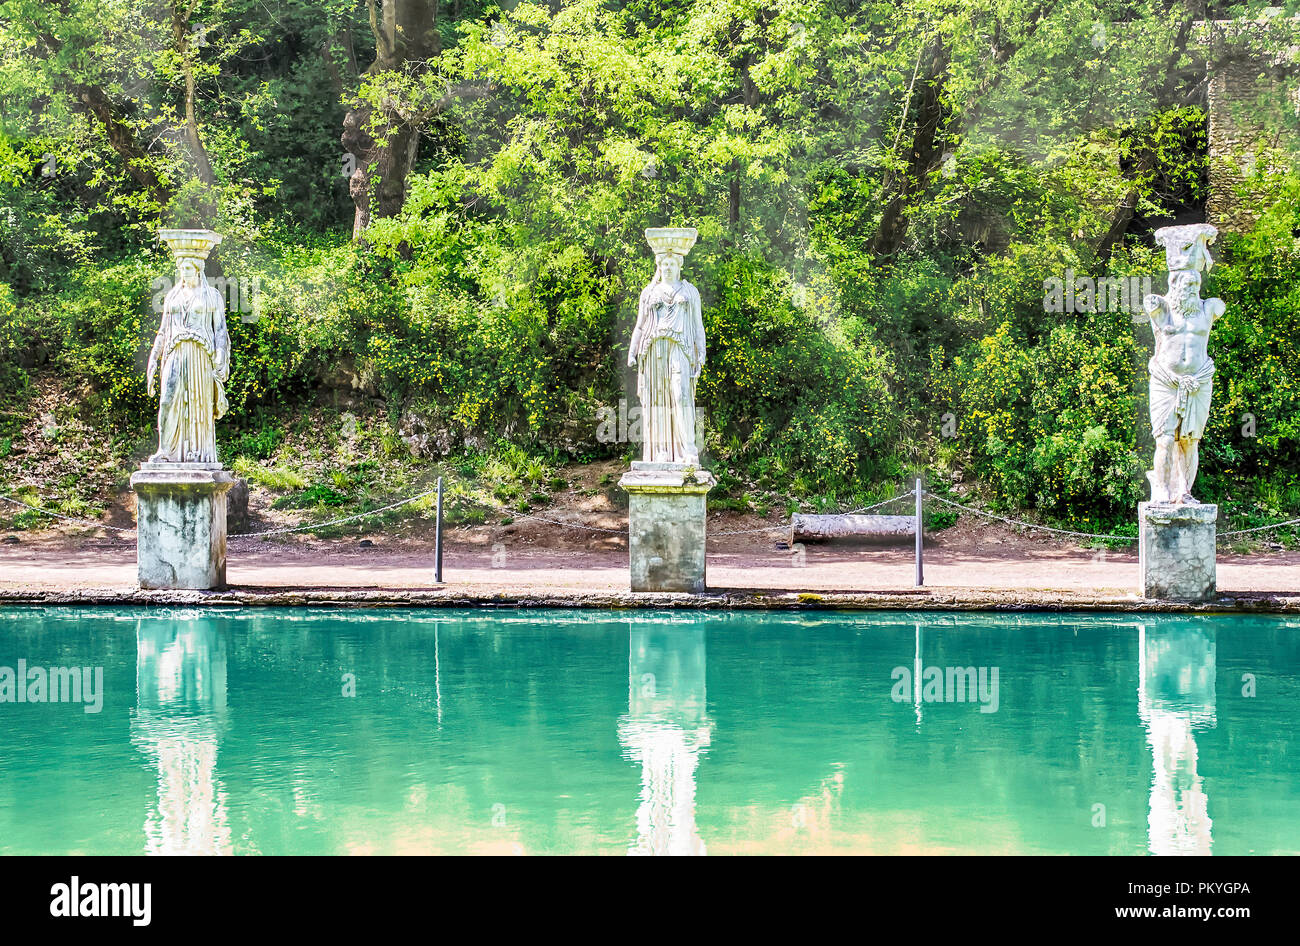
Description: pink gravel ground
xmin=2 ymin=532 xmax=1297 ymax=598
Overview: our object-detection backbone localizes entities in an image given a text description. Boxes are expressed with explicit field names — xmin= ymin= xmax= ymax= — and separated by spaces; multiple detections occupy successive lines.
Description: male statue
xmin=1142 ymin=224 xmax=1225 ymax=505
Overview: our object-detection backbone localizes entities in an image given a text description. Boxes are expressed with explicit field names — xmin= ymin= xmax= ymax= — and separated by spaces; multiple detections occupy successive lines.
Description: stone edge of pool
xmin=2 ymin=587 xmax=1299 ymax=613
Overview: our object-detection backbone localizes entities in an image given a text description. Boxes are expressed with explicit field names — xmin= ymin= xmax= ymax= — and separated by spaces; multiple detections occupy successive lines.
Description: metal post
xmin=434 ymin=476 xmax=444 ymax=584
xmin=914 ymin=477 xmax=923 ymax=587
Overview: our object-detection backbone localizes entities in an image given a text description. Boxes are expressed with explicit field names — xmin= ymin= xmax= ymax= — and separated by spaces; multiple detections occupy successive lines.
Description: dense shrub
xmin=943 ymin=306 xmax=1149 ymax=525
xmin=1202 ymin=175 xmax=1300 ymax=512
xmin=941 ymin=171 xmax=1300 ymax=526
xmin=700 ymin=256 xmax=900 ymax=493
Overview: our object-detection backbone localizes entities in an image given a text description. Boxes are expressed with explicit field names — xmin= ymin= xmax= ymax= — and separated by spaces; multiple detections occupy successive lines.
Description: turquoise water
xmin=0 ymin=606 xmax=1297 ymax=855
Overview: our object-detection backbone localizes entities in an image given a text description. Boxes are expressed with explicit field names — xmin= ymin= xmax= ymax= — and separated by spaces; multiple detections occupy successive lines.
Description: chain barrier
xmin=925 ymin=491 xmax=1300 ymax=544
xmin=229 ymin=488 xmax=439 ymax=538
xmin=7 ymin=485 xmax=1300 ymax=546
xmin=1219 ymin=517 xmax=1300 ymax=540
xmin=0 ymin=488 xmax=444 ymax=539
xmin=922 ymin=492 xmax=1138 ymax=542
xmin=0 ymin=494 xmax=136 ymax=533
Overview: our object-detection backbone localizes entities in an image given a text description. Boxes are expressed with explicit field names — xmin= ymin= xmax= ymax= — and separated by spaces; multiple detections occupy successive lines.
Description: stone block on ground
xmin=131 ymin=464 xmax=236 ymax=590
xmin=620 ymin=463 xmax=715 ymax=593
xmin=226 ymin=477 xmax=249 ymax=533
xmin=1139 ymin=502 xmax=1217 ymax=602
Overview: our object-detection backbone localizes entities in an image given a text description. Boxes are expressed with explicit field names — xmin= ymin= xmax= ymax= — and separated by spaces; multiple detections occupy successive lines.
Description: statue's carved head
xmin=656 ymin=251 xmax=683 ymax=285
xmin=177 ymin=257 xmax=203 ymax=288
xmin=1154 ymin=224 xmax=1218 ymax=273
xmin=1168 ymin=269 xmax=1203 ymax=316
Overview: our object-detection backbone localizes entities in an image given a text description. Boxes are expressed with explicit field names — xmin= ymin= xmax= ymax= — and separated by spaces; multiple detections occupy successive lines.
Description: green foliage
xmin=231 ymin=458 xmax=308 ymax=491
xmin=942 ymin=308 xmax=1149 ymax=526
xmin=700 ymin=256 xmax=899 ymax=490
xmin=40 ymin=255 xmax=157 ymax=421
xmin=230 ymin=421 xmax=283 ymax=461
xmin=0 ymin=281 xmax=37 ymax=409
xmin=1201 ymin=172 xmax=1300 ymax=508
xmin=274 ymin=482 xmax=350 ymax=509
xmin=1 ymin=0 xmax=1299 ymax=528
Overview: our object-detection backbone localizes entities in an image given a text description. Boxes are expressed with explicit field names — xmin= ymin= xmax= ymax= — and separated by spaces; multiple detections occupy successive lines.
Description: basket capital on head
xmin=645 ymin=226 xmax=698 ymax=260
xmin=158 ymin=229 xmax=224 ymax=262
xmin=1153 ymin=224 xmax=1218 ymax=272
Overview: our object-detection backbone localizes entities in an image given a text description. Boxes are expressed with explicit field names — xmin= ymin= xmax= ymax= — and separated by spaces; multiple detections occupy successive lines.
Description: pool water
xmin=0 ymin=606 xmax=1297 ymax=855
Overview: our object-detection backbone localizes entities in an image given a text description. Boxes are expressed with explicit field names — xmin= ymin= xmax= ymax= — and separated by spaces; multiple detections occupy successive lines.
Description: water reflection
xmin=130 ymin=616 xmax=232 ymax=855
xmin=617 ymin=624 xmax=712 ymax=856
xmin=2 ymin=605 xmax=1288 ymax=856
xmin=1138 ymin=623 xmax=1216 ymax=856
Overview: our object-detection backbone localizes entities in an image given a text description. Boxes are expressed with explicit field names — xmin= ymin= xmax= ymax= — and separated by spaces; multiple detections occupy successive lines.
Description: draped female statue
xmin=146 ymin=231 xmax=229 ymax=465
xmin=628 ymin=228 xmax=706 ymax=466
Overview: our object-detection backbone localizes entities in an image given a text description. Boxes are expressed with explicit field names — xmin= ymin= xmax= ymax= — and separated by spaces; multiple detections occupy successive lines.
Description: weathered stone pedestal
xmin=131 ymin=464 xmax=236 ymax=590
xmin=619 ymin=462 xmax=715 ymax=592
xmin=1138 ymin=502 xmax=1218 ymax=602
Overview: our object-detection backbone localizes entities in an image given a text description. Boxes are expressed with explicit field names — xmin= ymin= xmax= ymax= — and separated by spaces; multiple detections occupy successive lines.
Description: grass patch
xmin=272 ymin=483 xmax=350 ymax=510
xmin=232 ymin=457 xmax=308 ymax=491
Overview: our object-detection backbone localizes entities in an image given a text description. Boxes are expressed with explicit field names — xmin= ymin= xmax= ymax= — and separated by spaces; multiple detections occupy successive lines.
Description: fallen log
xmin=790 ymin=513 xmax=915 ymax=545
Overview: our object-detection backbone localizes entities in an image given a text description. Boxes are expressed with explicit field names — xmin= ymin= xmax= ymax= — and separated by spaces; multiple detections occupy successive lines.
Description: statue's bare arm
xmin=211 ymin=290 xmax=231 ymax=382
xmin=146 ymin=319 xmax=165 ymax=397
xmin=1205 ymin=297 xmax=1226 ymax=324
xmin=1142 ymin=292 xmax=1169 ymax=331
xmin=628 ymin=291 xmax=650 ymax=367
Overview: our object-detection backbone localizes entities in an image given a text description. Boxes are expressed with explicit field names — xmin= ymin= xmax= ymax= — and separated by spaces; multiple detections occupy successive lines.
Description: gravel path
xmin=2 ymin=529 xmax=1298 ymax=611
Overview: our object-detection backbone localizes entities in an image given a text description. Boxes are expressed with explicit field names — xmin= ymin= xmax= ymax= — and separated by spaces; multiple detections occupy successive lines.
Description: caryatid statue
xmin=147 ymin=230 xmax=229 ymax=465
xmin=628 ymin=227 xmax=706 ymax=466
xmin=1142 ymin=224 xmax=1225 ymax=505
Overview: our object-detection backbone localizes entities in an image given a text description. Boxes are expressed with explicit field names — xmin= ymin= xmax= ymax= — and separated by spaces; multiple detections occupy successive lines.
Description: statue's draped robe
xmin=152 ymin=283 xmax=229 ymax=464
xmin=1148 ymin=355 xmax=1214 ymax=441
xmin=632 ymin=279 xmax=705 ymax=464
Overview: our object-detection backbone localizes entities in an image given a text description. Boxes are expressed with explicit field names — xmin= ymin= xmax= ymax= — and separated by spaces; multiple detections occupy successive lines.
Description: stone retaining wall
xmin=1197 ymin=17 xmax=1300 ymax=232
xmin=2 ymin=586 xmax=1297 ymax=613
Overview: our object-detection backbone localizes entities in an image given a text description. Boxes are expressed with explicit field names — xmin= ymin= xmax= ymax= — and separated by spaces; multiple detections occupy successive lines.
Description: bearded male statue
xmin=1141 ymin=224 xmax=1225 ymax=505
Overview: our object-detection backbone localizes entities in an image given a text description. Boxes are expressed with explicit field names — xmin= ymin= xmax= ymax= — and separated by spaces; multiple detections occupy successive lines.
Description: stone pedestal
xmin=1139 ymin=502 xmax=1218 ymax=602
xmin=619 ymin=463 xmax=715 ymax=592
xmin=131 ymin=464 xmax=236 ymax=590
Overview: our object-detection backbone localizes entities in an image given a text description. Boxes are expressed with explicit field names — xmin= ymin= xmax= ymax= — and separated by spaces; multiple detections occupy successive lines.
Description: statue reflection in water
xmin=129 ymin=616 xmax=233 ymax=855
xmin=1138 ymin=622 xmax=1216 ymax=855
xmin=617 ymin=622 xmax=713 ymax=856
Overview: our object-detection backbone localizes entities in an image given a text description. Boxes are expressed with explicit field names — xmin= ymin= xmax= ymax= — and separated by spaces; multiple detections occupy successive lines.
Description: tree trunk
xmin=322 ymin=38 xmax=345 ymax=97
xmin=70 ymin=84 xmax=173 ymax=207
xmin=342 ymin=0 xmax=440 ymax=239
xmin=871 ymin=37 xmax=950 ymax=261
xmin=727 ymin=40 xmax=761 ymax=235
xmin=1095 ymin=15 xmax=1197 ymax=263
xmin=790 ymin=514 xmax=916 ymax=544
xmin=171 ymin=3 xmax=217 ymax=186
xmin=1096 ymin=150 xmax=1156 ymax=263
xmin=34 ymin=9 xmax=173 ymax=208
